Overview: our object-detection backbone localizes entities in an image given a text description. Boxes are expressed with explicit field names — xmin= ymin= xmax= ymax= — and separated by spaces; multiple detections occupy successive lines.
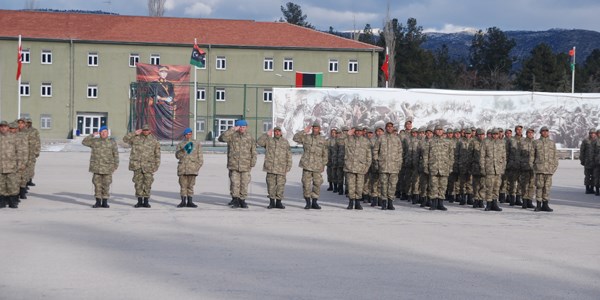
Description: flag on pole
xmin=16 ymin=35 xmax=22 ymax=80
xmin=295 ymin=72 xmax=323 ymax=87
xmin=569 ymin=47 xmax=576 ymax=71
xmin=190 ymin=41 xmax=205 ymax=68
xmin=381 ymin=54 xmax=389 ymax=81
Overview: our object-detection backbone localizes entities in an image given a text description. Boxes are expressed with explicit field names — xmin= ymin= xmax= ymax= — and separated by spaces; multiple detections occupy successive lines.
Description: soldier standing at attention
xmin=482 ymin=128 xmax=506 ymax=211
xmin=257 ymin=127 xmax=292 ymax=209
xmin=123 ymin=124 xmax=161 ymax=208
xmin=506 ymin=126 xmax=523 ymax=206
xmin=579 ymin=129 xmax=596 ymax=194
xmin=519 ymin=128 xmax=537 ymax=209
xmin=457 ymin=128 xmax=473 ymax=205
xmin=374 ymin=122 xmax=403 ymax=210
xmin=82 ymin=126 xmax=119 ymax=208
xmin=175 ymin=127 xmax=203 ymax=208
xmin=533 ymin=126 xmax=558 ymax=212
xmin=471 ymin=129 xmax=487 ymax=209
xmin=293 ymin=122 xmax=328 ymax=209
xmin=419 ymin=127 xmax=434 ymax=208
xmin=406 ymin=128 xmax=420 ymax=204
xmin=326 ymin=128 xmax=338 ymax=192
xmin=0 ymin=121 xmax=25 ymax=209
xmin=11 ymin=121 xmax=29 ymax=201
xmin=423 ymin=125 xmax=451 ymax=211
xmin=23 ymin=118 xmax=40 ymax=187
xmin=343 ymin=127 xmax=372 ymax=210
xmin=593 ymin=129 xmax=600 ymax=196
xmin=218 ymin=120 xmax=257 ymax=209
xmin=371 ymin=127 xmax=385 ymax=207
xmin=335 ymin=127 xmax=349 ymax=196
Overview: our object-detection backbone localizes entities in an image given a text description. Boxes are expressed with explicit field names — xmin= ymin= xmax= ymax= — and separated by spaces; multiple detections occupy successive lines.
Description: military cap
xmin=418 ymin=126 xmax=426 ymax=132
xmin=589 ymin=128 xmax=597 ymax=134
xmin=596 ymin=128 xmax=600 ymax=133
xmin=497 ymin=128 xmax=504 ymax=132
xmin=405 ymin=118 xmax=413 ymax=124
xmin=235 ymin=119 xmax=248 ymax=126
xmin=540 ymin=126 xmax=549 ymax=132
xmin=362 ymin=126 xmax=369 ymax=131
xmin=17 ymin=117 xmax=26 ymax=122
xmin=99 ymin=126 xmax=108 ymax=132
xmin=25 ymin=118 xmax=32 ymax=123
xmin=375 ymin=126 xmax=384 ymax=131
xmin=158 ymin=65 xmax=169 ymax=72
xmin=426 ymin=126 xmax=434 ymax=132
xmin=366 ymin=127 xmax=374 ymax=133
xmin=9 ymin=122 xmax=18 ymax=129
xmin=341 ymin=126 xmax=349 ymax=131
xmin=476 ymin=129 xmax=485 ymax=135
xmin=505 ymin=128 xmax=512 ymax=132
xmin=385 ymin=121 xmax=395 ymax=127
xmin=527 ymin=128 xmax=535 ymax=133
xmin=464 ymin=128 xmax=472 ymax=134
xmin=491 ymin=128 xmax=499 ymax=134
xmin=353 ymin=126 xmax=362 ymax=130
xmin=0 ymin=121 xmax=7 ymax=126
xmin=273 ymin=126 xmax=282 ymax=131
xmin=434 ymin=125 xmax=443 ymax=130
xmin=183 ymin=127 xmax=192 ymax=135
xmin=486 ymin=129 xmax=492 ymax=134
xmin=330 ymin=127 xmax=338 ymax=132
xmin=515 ymin=125 xmax=523 ymax=130
xmin=141 ymin=124 xmax=150 ymax=130
xmin=471 ymin=127 xmax=476 ymax=132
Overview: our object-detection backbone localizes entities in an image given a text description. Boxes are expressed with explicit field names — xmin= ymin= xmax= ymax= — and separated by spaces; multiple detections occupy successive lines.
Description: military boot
xmin=231 ymin=197 xmax=241 ymax=208
xmin=228 ymin=197 xmax=234 ymax=206
xmin=437 ymin=198 xmax=448 ymax=211
xmin=411 ymin=194 xmax=419 ymax=205
xmin=508 ymin=195 xmax=515 ymax=206
xmin=522 ymin=198 xmax=528 ymax=209
xmin=143 ymin=197 xmax=151 ymax=208
xmin=19 ymin=187 xmax=27 ymax=200
xmin=585 ymin=185 xmax=593 ymax=194
xmin=333 ymin=183 xmax=338 ymax=193
xmin=92 ymin=198 xmax=102 ymax=208
xmin=459 ymin=194 xmax=466 ymax=205
xmin=327 ymin=182 xmax=333 ymax=191
xmin=527 ymin=199 xmax=535 ymax=209
xmin=347 ymin=199 xmax=354 ymax=210
xmin=491 ymin=200 xmax=502 ymax=211
xmin=0 ymin=196 xmax=6 ymax=208
xmin=515 ymin=195 xmax=523 ymax=206
xmin=472 ymin=199 xmax=479 ymax=209
xmin=371 ymin=197 xmax=378 ymax=207
xmin=177 ymin=196 xmax=187 ymax=208
xmin=27 ymin=179 xmax=35 ymax=187
xmin=355 ymin=199 xmax=363 ymax=210
xmin=534 ymin=201 xmax=542 ymax=212
xmin=448 ymin=195 xmax=455 ymax=203
xmin=377 ymin=197 xmax=382 ymax=206
xmin=420 ymin=197 xmax=428 ymax=208
xmin=239 ymin=199 xmax=248 ymax=209
xmin=267 ymin=198 xmax=276 ymax=209
xmin=425 ymin=198 xmax=432 ymax=207
xmin=429 ymin=198 xmax=437 ymax=211
xmin=478 ymin=200 xmax=485 ymax=208
xmin=311 ymin=198 xmax=321 ymax=209
xmin=467 ymin=194 xmax=474 ymax=205
xmin=381 ymin=199 xmax=387 ymax=210
xmin=541 ymin=201 xmax=553 ymax=212
xmin=304 ymin=197 xmax=311 ymax=209
xmin=134 ymin=197 xmax=143 ymax=208
xmin=101 ymin=199 xmax=109 ymax=208
xmin=484 ymin=200 xmax=492 ymax=211
xmin=387 ymin=199 xmax=395 ymax=210
xmin=186 ymin=196 xmax=197 ymax=208
xmin=499 ymin=193 xmax=506 ymax=203
xmin=338 ymin=186 xmax=344 ymax=195
xmin=8 ymin=196 xmax=19 ymax=209
xmin=362 ymin=194 xmax=369 ymax=203
xmin=275 ymin=199 xmax=285 ymax=209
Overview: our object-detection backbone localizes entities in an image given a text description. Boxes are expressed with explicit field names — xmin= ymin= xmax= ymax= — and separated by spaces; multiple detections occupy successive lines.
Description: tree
xmin=469 ymin=27 xmax=516 ymax=90
xmin=148 ymin=0 xmax=166 ymax=17
xmin=432 ymin=45 xmax=459 ymax=89
xmin=515 ymin=43 xmax=562 ymax=91
xmin=394 ymin=18 xmax=435 ymax=88
xmin=280 ymin=2 xmax=314 ymax=29
xmin=582 ymin=49 xmax=600 ymax=92
xmin=358 ymin=24 xmax=376 ymax=45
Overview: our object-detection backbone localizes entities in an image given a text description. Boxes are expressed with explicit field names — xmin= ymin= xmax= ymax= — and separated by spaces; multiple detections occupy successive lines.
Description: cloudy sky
xmin=3 ymin=0 xmax=599 ymax=33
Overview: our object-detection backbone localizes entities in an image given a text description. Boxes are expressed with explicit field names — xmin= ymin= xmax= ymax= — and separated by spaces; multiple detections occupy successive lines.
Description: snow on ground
xmin=1 ymin=152 xmax=599 ymax=300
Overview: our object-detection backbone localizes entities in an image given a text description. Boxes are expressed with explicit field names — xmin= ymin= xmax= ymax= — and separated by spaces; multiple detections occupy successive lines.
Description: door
xmin=77 ymin=114 xmax=107 ymax=136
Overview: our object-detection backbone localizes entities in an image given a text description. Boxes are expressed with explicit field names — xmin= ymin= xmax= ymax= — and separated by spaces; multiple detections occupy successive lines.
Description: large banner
xmin=273 ymin=88 xmax=600 ymax=148
xmin=134 ymin=63 xmax=190 ymax=140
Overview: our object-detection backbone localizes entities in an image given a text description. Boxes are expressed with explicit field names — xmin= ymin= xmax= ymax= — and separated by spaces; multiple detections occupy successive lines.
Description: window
xmin=283 ymin=58 xmax=293 ymax=71
xmin=216 ymin=56 xmax=226 ymax=70
xmin=150 ymin=54 xmax=160 ymax=65
xmin=329 ymin=59 xmax=339 ymax=72
xmin=215 ymin=88 xmax=226 ymax=101
xmin=41 ymin=50 xmax=52 ymax=64
xmin=263 ymin=89 xmax=273 ymax=102
xmin=20 ymin=82 xmax=30 ymax=96
xmin=218 ymin=119 xmax=235 ymax=137
xmin=88 ymin=53 xmax=98 ymax=66
xmin=40 ymin=114 xmax=52 ymax=129
xmin=87 ymin=85 xmax=98 ymax=98
xmin=263 ymin=120 xmax=273 ymax=133
xmin=196 ymin=87 xmax=206 ymax=101
xmin=264 ymin=58 xmax=273 ymax=71
xmin=21 ymin=49 xmax=30 ymax=63
xmin=196 ymin=118 xmax=206 ymax=132
xmin=129 ymin=54 xmax=140 ymax=67
xmin=41 ymin=83 xmax=52 ymax=97
xmin=348 ymin=59 xmax=359 ymax=73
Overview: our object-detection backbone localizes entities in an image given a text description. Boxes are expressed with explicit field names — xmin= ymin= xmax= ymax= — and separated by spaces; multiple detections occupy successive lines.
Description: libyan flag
xmin=190 ymin=42 xmax=206 ymax=68
xmin=296 ymin=72 xmax=323 ymax=87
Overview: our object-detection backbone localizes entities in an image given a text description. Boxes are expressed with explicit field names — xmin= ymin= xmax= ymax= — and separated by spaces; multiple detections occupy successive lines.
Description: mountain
xmin=422 ymin=29 xmax=600 ymax=69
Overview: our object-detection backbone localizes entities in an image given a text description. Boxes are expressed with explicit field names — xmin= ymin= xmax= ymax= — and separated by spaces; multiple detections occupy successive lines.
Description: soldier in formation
xmin=257 ymin=127 xmax=292 ymax=209
xmin=123 ymin=124 xmax=161 ymax=208
xmin=343 ymin=127 xmax=372 ymax=210
xmin=175 ymin=127 xmax=203 ymax=208
xmin=82 ymin=126 xmax=119 ymax=208
xmin=293 ymin=122 xmax=328 ymax=209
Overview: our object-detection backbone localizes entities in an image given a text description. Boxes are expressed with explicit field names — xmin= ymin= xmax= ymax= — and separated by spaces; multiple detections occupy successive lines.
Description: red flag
xmin=381 ymin=54 xmax=389 ymax=81
xmin=16 ymin=37 xmax=22 ymax=81
xmin=569 ymin=49 xmax=575 ymax=57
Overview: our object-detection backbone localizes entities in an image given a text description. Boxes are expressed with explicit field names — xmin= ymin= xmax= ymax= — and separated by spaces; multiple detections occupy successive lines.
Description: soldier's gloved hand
xmin=184 ymin=142 xmax=194 ymax=154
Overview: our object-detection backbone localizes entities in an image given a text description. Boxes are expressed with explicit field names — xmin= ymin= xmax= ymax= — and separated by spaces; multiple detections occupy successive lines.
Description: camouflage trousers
xmin=302 ymin=169 xmax=323 ymax=199
xmin=379 ymin=172 xmax=398 ymax=200
xmin=485 ymin=174 xmax=501 ymax=202
xmin=519 ymin=170 xmax=535 ymax=200
xmin=506 ymin=169 xmax=520 ymax=196
xmin=346 ymin=172 xmax=365 ymax=200
xmin=594 ymin=166 xmax=600 ymax=187
xmin=472 ymin=175 xmax=486 ymax=200
xmin=92 ymin=173 xmax=112 ymax=199
xmin=18 ymin=167 xmax=28 ymax=188
xmin=363 ymin=171 xmax=374 ymax=196
xmin=229 ymin=170 xmax=251 ymax=200
xmin=584 ymin=167 xmax=594 ymax=186
xmin=266 ymin=173 xmax=286 ymax=200
xmin=133 ymin=170 xmax=154 ymax=197
xmin=428 ymin=174 xmax=448 ymax=200
xmin=447 ymin=172 xmax=458 ymax=196
xmin=409 ymin=169 xmax=420 ymax=195
xmin=458 ymin=173 xmax=473 ymax=195
xmin=535 ymin=173 xmax=553 ymax=201
xmin=399 ymin=167 xmax=412 ymax=195
xmin=326 ymin=165 xmax=335 ymax=183
xmin=335 ymin=167 xmax=344 ymax=185
xmin=499 ymin=173 xmax=507 ymax=194
xmin=419 ymin=172 xmax=429 ymax=197
xmin=368 ymin=171 xmax=380 ymax=197
xmin=27 ymin=157 xmax=37 ymax=181
xmin=0 ymin=173 xmax=19 ymax=196
xmin=179 ymin=175 xmax=197 ymax=197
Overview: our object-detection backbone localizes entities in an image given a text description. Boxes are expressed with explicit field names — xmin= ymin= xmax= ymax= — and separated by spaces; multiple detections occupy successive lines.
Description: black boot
xmin=178 ymin=196 xmax=187 ymax=208
xmin=541 ymin=201 xmax=553 ymax=212
xmin=429 ymin=198 xmax=437 ymax=210
xmin=448 ymin=195 xmax=455 ymax=203
xmin=355 ymin=199 xmax=363 ymax=210
xmin=19 ymin=187 xmax=27 ymax=199
xmin=377 ymin=197 xmax=382 ymax=206
xmin=381 ymin=199 xmax=387 ymax=210
xmin=239 ymin=199 xmax=248 ymax=209
xmin=587 ymin=185 xmax=594 ymax=194
xmin=459 ymin=194 xmax=466 ymax=205
xmin=134 ymin=197 xmax=143 ymax=208
xmin=467 ymin=194 xmax=474 ymax=205
xmin=228 ymin=197 xmax=234 ymax=206
xmin=275 ymin=199 xmax=285 ymax=209
xmin=93 ymin=198 xmax=101 ymax=208
xmin=371 ymin=197 xmax=378 ymax=207
xmin=420 ymin=197 xmax=428 ymax=208
xmin=338 ymin=186 xmax=344 ymax=195
xmin=27 ymin=179 xmax=35 ymax=186
xmin=425 ymin=198 xmax=432 ymax=207
xmin=333 ymin=183 xmax=338 ymax=193
xmin=8 ymin=196 xmax=18 ymax=209
xmin=534 ymin=201 xmax=542 ymax=212
xmin=478 ymin=200 xmax=485 ymax=208
xmin=387 ymin=199 xmax=395 ymax=210
xmin=472 ymin=199 xmax=479 ymax=209
xmin=0 ymin=196 xmax=6 ymax=208
xmin=186 ymin=196 xmax=197 ymax=208
xmin=347 ymin=199 xmax=354 ymax=210
xmin=327 ymin=182 xmax=333 ymax=191
xmin=411 ymin=194 xmax=419 ymax=205
xmin=101 ymin=199 xmax=109 ymax=208
xmin=508 ymin=195 xmax=515 ymax=206
xmin=522 ymin=198 xmax=528 ymax=209
xmin=311 ymin=198 xmax=321 ymax=209
xmin=499 ymin=193 xmax=506 ymax=203
xmin=484 ymin=201 xmax=492 ymax=211
xmin=527 ymin=199 xmax=535 ymax=209
xmin=491 ymin=200 xmax=502 ymax=211
xmin=267 ymin=198 xmax=275 ymax=209
xmin=304 ymin=197 xmax=311 ymax=209
xmin=143 ymin=197 xmax=151 ymax=208
xmin=231 ymin=197 xmax=241 ymax=208
xmin=437 ymin=198 xmax=448 ymax=211
xmin=362 ymin=194 xmax=369 ymax=203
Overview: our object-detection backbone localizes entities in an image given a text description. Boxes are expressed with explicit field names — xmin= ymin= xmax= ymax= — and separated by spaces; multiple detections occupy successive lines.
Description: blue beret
xmin=183 ymin=127 xmax=192 ymax=135
xmin=99 ymin=126 xmax=108 ymax=132
xmin=235 ymin=120 xmax=248 ymax=126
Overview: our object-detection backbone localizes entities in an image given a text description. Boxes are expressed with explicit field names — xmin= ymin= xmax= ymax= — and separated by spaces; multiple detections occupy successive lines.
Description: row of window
xmin=20 ymin=49 xmax=359 ymax=73
xmin=194 ymin=87 xmax=273 ymax=102
xmin=195 ymin=118 xmax=272 ymax=134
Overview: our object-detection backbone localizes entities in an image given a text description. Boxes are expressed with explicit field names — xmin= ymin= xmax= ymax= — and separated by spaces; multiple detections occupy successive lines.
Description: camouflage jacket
xmin=534 ymin=137 xmax=558 ymax=174
xmin=580 ymin=137 xmax=595 ymax=168
xmin=293 ymin=131 xmax=328 ymax=172
xmin=0 ymin=132 xmax=25 ymax=173
xmin=470 ymin=138 xmax=484 ymax=176
xmin=405 ymin=136 xmax=420 ymax=170
xmin=335 ymin=133 xmax=347 ymax=167
xmin=417 ymin=137 xmax=429 ymax=173
xmin=175 ymin=138 xmax=203 ymax=175
xmin=257 ymin=134 xmax=292 ymax=175
xmin=82 ymin=135 xmax=119 ymax=175
xmin=423 ymin=136 xmax=452 ymax=176
xmin=457 ymin=137 xmax=472 ymax=175
xmin=218 ymin=128 xmax=257 ymax=172
xmin=506 ymin=136 xmax=523 ymax=171
xmin=123 ymin=132 xmax=161 ymax=173
xmin=14 ymin=131 xmax=30 ymax=169
xmin=482 ymin=139 xmax=506 ymax=176
xmin=327 ymin=137 xmax=337 ymax=167
xmin=520 ymin=137 xmax=535 ymax=171
xmin=448 ymin=138 xmax=458 ymax=173
xmin=24 ymin=127 xmax=41 ymax=159
xmin=374 ymin=133 xmax=403 ymax=174
xmin=343 ymin=135 xmax=372 ymax=174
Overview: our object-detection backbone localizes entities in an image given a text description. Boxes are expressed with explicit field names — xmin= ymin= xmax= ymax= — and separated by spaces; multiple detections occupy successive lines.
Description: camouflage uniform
xmin=366 ymin=133 xmax=380 ymax=201
xmin=406 ymin=132 xmax=421 ymax=203
xmin=257 ymin=132 xmax=292 ymax=206
xmin=579 ymin=130 xmax=596 ymax=194
xmin=482 ymin=131 xmax=506 ymax=211
xmin=418 ymin=130 xmax=432 ymax=206
xmin=343 ymin=133 xmax=372 ymax=209
xmin=470 ymin=131 xmax=486 ymax=208
xmin=519 ymin=130 xmax=536 ymax=209
xmin=219 ymin=127 xmax=257 ymax=205
xmin=123 ymin=131 xmax=161 ymax=202
xmin=82 ymin=133 xmax=119 ymax=207
xmin=0 ymin=122 xmax=26 ymax=208
xmin=13 ymin=123 xmax=30 ymax=200
xmin=175 ymin=137 xmax=203 ymax=197
xmin=293 ymin=129 xmax=328 ymax=204
xmin=445 ymin=130 xmax=459 ymax=202
xmin=398 ymin=133 xmax=411 ymax=199
xmin=506 ymin=135 xmax=523 ymax=205
xmin=423 ymin=130 xmax=451 ymax=210
xmin=533 ymin=128 xmax=558 ymax=211
xmin=457 ymin=131 xmax=473 ymax=205
xmin=334 ymin=128 xmax=348 ymax=195
xmin=326 ymin=132 xmax=337 ymax=191
xmin=374 ymin=131 xmax=403 ymax=209
xmin=23 ymin=119 xmax=41 ymax=185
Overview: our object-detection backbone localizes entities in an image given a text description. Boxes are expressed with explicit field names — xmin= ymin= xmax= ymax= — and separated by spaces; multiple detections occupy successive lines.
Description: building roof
xmin=0 ymin=10 xmax=382 ymax=51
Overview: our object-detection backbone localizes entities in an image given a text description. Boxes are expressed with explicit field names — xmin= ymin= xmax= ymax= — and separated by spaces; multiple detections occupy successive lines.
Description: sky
xmin=3 ymin=0 xmax=599 ymax=33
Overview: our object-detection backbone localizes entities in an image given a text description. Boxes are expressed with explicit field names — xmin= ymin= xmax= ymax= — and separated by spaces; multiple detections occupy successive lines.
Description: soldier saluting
xmin=256 ymin=127 xmax=292 ymax=209
xmin=82 ymin=126 xmax=119 ymax=208
xmin=293 ymin=122 xmax=328 ymax=209
xmin=123 ymin=124 xmax=161 ymax=208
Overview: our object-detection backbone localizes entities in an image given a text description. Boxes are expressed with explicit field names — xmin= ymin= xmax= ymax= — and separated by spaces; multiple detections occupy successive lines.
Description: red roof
xmin=0 ymin=10 xmax=381 ymax=51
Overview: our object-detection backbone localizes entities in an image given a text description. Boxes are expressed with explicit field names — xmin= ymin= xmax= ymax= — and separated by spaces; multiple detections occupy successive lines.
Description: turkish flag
xmin=16 ymin=38 xmax=22 ymax=81
xmin=381 ymin=54 xmax=389 ymax=81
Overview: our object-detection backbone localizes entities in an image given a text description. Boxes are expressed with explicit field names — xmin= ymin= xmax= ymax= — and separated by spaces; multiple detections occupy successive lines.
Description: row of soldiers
xmin=0 ymin=118 xmax=41 ymax=209
xmin=578 ymin=129 xmax=600 ymax=195
xmin=325 ymin=121 xmax=558 ymax=212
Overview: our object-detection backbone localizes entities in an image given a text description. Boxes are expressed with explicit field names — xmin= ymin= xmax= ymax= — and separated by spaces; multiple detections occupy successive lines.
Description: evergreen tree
xmin=395 ymin=18 xmax=435 ymax=88
xmin=469 ymin=27 xmax=516 ymax=90
xmin=582 ymin=49 xmax=600 ymax=92
xmin=359 ymin=24 xmax=376 ymax=45
xmin=280 ymin=2 xmax=314 ymax=29
xmin=432 ymin=45 xmax=459 ymax=89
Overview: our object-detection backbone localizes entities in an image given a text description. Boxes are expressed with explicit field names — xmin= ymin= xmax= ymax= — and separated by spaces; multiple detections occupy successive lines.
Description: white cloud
xmin=303 ymin=5 xmax=380 ymax=30
xmin=423 ymin=24 xmax=478 ymax=33
xmin=164 ymin=0 xmax=219 ymax=17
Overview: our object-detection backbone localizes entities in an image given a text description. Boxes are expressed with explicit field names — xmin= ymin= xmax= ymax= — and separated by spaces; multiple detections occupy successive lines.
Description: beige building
xmin=0 ymin=10 xmax=382 ymax=140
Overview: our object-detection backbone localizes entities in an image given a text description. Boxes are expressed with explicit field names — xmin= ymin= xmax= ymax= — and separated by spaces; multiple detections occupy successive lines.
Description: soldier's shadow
xmin=39 ymin=192 xmax=131 ymax=207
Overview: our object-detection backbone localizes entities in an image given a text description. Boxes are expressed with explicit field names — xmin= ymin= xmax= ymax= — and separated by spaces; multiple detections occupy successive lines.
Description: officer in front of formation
xmin=293 ymin=122 xmax=328 ymax=209
xmin=175 ymin=127 xmax=203 ymax=208
xmin=257 ymin=127 xmax=292 ymax=209
xmin=123 ymin=124 xmax=161 ymax=208
xmin=82 ymin=126 xmax=119 ymax=208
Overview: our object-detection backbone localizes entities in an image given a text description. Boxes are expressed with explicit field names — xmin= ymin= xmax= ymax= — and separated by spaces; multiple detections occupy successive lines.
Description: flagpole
xmin=385 ymin=47 xmax=389 ymax=88
xmin=571 ymin=46 xmax=576 ymax=94
xmin=17 ymin=34 xmax=22 ymax=119
xmin=193 ymin=38 xmax=198 ymax=140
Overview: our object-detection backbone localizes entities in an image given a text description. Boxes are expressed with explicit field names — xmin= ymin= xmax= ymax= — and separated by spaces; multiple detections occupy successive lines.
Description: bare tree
xmin=148 ymin=0 xmax=166 ymax=17
xmin=24 ymin=0 xmax=37 ymax=10
xmin=381 ymin=2 xmax=396 ymax=87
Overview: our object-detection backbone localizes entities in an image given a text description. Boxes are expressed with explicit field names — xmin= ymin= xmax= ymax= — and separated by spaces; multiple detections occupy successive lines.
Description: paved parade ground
xmin=2 ymin=150 xmax=599 ymax=299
